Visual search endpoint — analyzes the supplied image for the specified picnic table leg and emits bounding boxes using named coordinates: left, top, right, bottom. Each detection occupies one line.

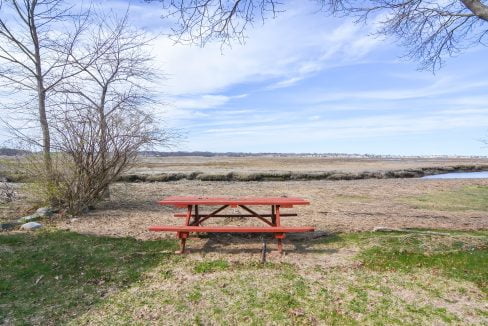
left=271, top=205, right=276, bottom=225
left=275, top=205, right=284, bottom=254
left=276, top=205, right=281, bottom=226
left=177, top=205, right=192, bottom=254
left=184, top=205, right=192, bottom=226
left=178, top=232, right=189, bottom=254
left=275, top=233, right=285, bottom=254
left=195, top=205, right=200, bottom=225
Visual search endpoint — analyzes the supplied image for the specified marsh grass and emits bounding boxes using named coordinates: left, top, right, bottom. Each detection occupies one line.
left=405, top=185, right=488, bottom=211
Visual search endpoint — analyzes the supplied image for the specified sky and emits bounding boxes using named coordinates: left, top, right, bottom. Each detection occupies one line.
left=5, top=1, right=488, bottom=155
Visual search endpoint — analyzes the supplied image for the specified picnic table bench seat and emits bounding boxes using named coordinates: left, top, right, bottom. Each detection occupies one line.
left=149, top=226, right=314, bottom=233
left=173, top=213, right=298, bottom=218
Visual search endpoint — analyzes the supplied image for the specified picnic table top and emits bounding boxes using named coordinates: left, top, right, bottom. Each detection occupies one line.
left=158, top=196, right=310, bottom=207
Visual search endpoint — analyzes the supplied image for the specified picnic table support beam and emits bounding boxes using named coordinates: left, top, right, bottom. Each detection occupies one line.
left=238, top=205, right=273, bottom=226
left=192, top=205, right=229, bottom=225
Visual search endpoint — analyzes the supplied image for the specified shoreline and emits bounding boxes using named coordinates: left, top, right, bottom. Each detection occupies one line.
left=116, top=164, right=488, bottom=182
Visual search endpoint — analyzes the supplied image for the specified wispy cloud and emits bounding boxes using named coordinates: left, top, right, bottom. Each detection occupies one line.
left=170, top=94, right=247, bottom=110
left=150, top=5, right=384, bottom=96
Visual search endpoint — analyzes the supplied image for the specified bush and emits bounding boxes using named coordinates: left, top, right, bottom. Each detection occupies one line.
left=196, top=173, right=232, bottom=181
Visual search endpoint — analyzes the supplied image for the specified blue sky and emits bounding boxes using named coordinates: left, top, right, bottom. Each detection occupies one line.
left=9, top=1, right=488, bottom=155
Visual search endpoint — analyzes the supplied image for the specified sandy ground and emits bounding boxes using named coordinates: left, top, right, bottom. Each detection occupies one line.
left=130, top=156, right=488, bottom=174
left=58, top=178, right=488, bottom=243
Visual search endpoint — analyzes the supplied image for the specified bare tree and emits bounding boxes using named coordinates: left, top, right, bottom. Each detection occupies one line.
left=0, top=0, right=89, bottom=188
left=57, top=10, right=158, bottom=195
left=150, top=0, right=488, bottom=70
left=47, top=10, right=172, bottom=213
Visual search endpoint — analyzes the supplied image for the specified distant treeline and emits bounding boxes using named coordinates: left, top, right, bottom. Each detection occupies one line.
left=0, top=148, right=31, bottom=156
left=138, top=151, right=488, bottom=159
left=1, top=148, right=487, bottom=159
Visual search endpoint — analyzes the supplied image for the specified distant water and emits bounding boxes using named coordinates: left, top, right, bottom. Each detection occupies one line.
left=422, top=171, right=488, bottom=179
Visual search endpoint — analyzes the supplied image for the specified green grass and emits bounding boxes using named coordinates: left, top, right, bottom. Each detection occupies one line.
left=405, top=185, right=488, bottom=211
left=0, top=229, right=178, bottom=325
left=2, top=229, right=488, bottom=325
left=359, top=233, right=488, bottom=293
left=318, top=230, right=488, bottom=293
left=194, top=259, right=230, bottom=273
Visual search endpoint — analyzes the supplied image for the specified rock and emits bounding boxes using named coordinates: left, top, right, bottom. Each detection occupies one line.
left=18, top=207, right=54, bottom=223
left=18, top=215, right=39, bottom=223
left=35, top=207, right=54, bottom=217
left=1, top=221, right=21, bottom=231
left=70, top=218, right=79, bottom=223
left=20, top=222, right=43, bottom=230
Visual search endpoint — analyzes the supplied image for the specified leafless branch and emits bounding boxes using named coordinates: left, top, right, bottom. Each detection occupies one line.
left=149, top=0, right=488, bottom=70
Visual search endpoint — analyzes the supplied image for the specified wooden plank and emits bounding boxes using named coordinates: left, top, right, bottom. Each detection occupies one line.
left=173, top=213, right=298, bottom=217
left=158, top=196, right=309, bottom=207
left=148, top=226, right=315, bottom=233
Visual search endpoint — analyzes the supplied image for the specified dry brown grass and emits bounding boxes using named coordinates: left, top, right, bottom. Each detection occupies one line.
left=57, top=178, right=488, bottom=244
left=130, top=156, right=488, bottom=174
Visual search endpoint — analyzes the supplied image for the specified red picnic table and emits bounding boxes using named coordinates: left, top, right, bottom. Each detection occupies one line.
left=149, top=196, right=315, bottom=254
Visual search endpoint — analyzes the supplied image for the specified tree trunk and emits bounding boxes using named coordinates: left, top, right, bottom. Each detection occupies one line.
left=29, top=2, right=54, bottom=192
left=461, top=0, right=488, bottom=21
left=99, top=87, right=110, bottom=199
left=38, top=90, right=52, bottom=177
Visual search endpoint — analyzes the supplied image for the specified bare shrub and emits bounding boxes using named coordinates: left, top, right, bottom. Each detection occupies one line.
left=49, top=112, right=166, bottom=214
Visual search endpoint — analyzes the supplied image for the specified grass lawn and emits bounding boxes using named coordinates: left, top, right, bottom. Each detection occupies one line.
left=0, top=230, right=179, bottom=325
left=1, top=229, right=487, bottom=325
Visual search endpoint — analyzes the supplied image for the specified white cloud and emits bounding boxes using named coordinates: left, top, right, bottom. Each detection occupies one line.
left=302, top=77, right=488, bottom=103
left=191, top=110, right=488, bottom=148
left=171, top=94, right=236, bottom=110
left=150, top=5, right=383, bottom=96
